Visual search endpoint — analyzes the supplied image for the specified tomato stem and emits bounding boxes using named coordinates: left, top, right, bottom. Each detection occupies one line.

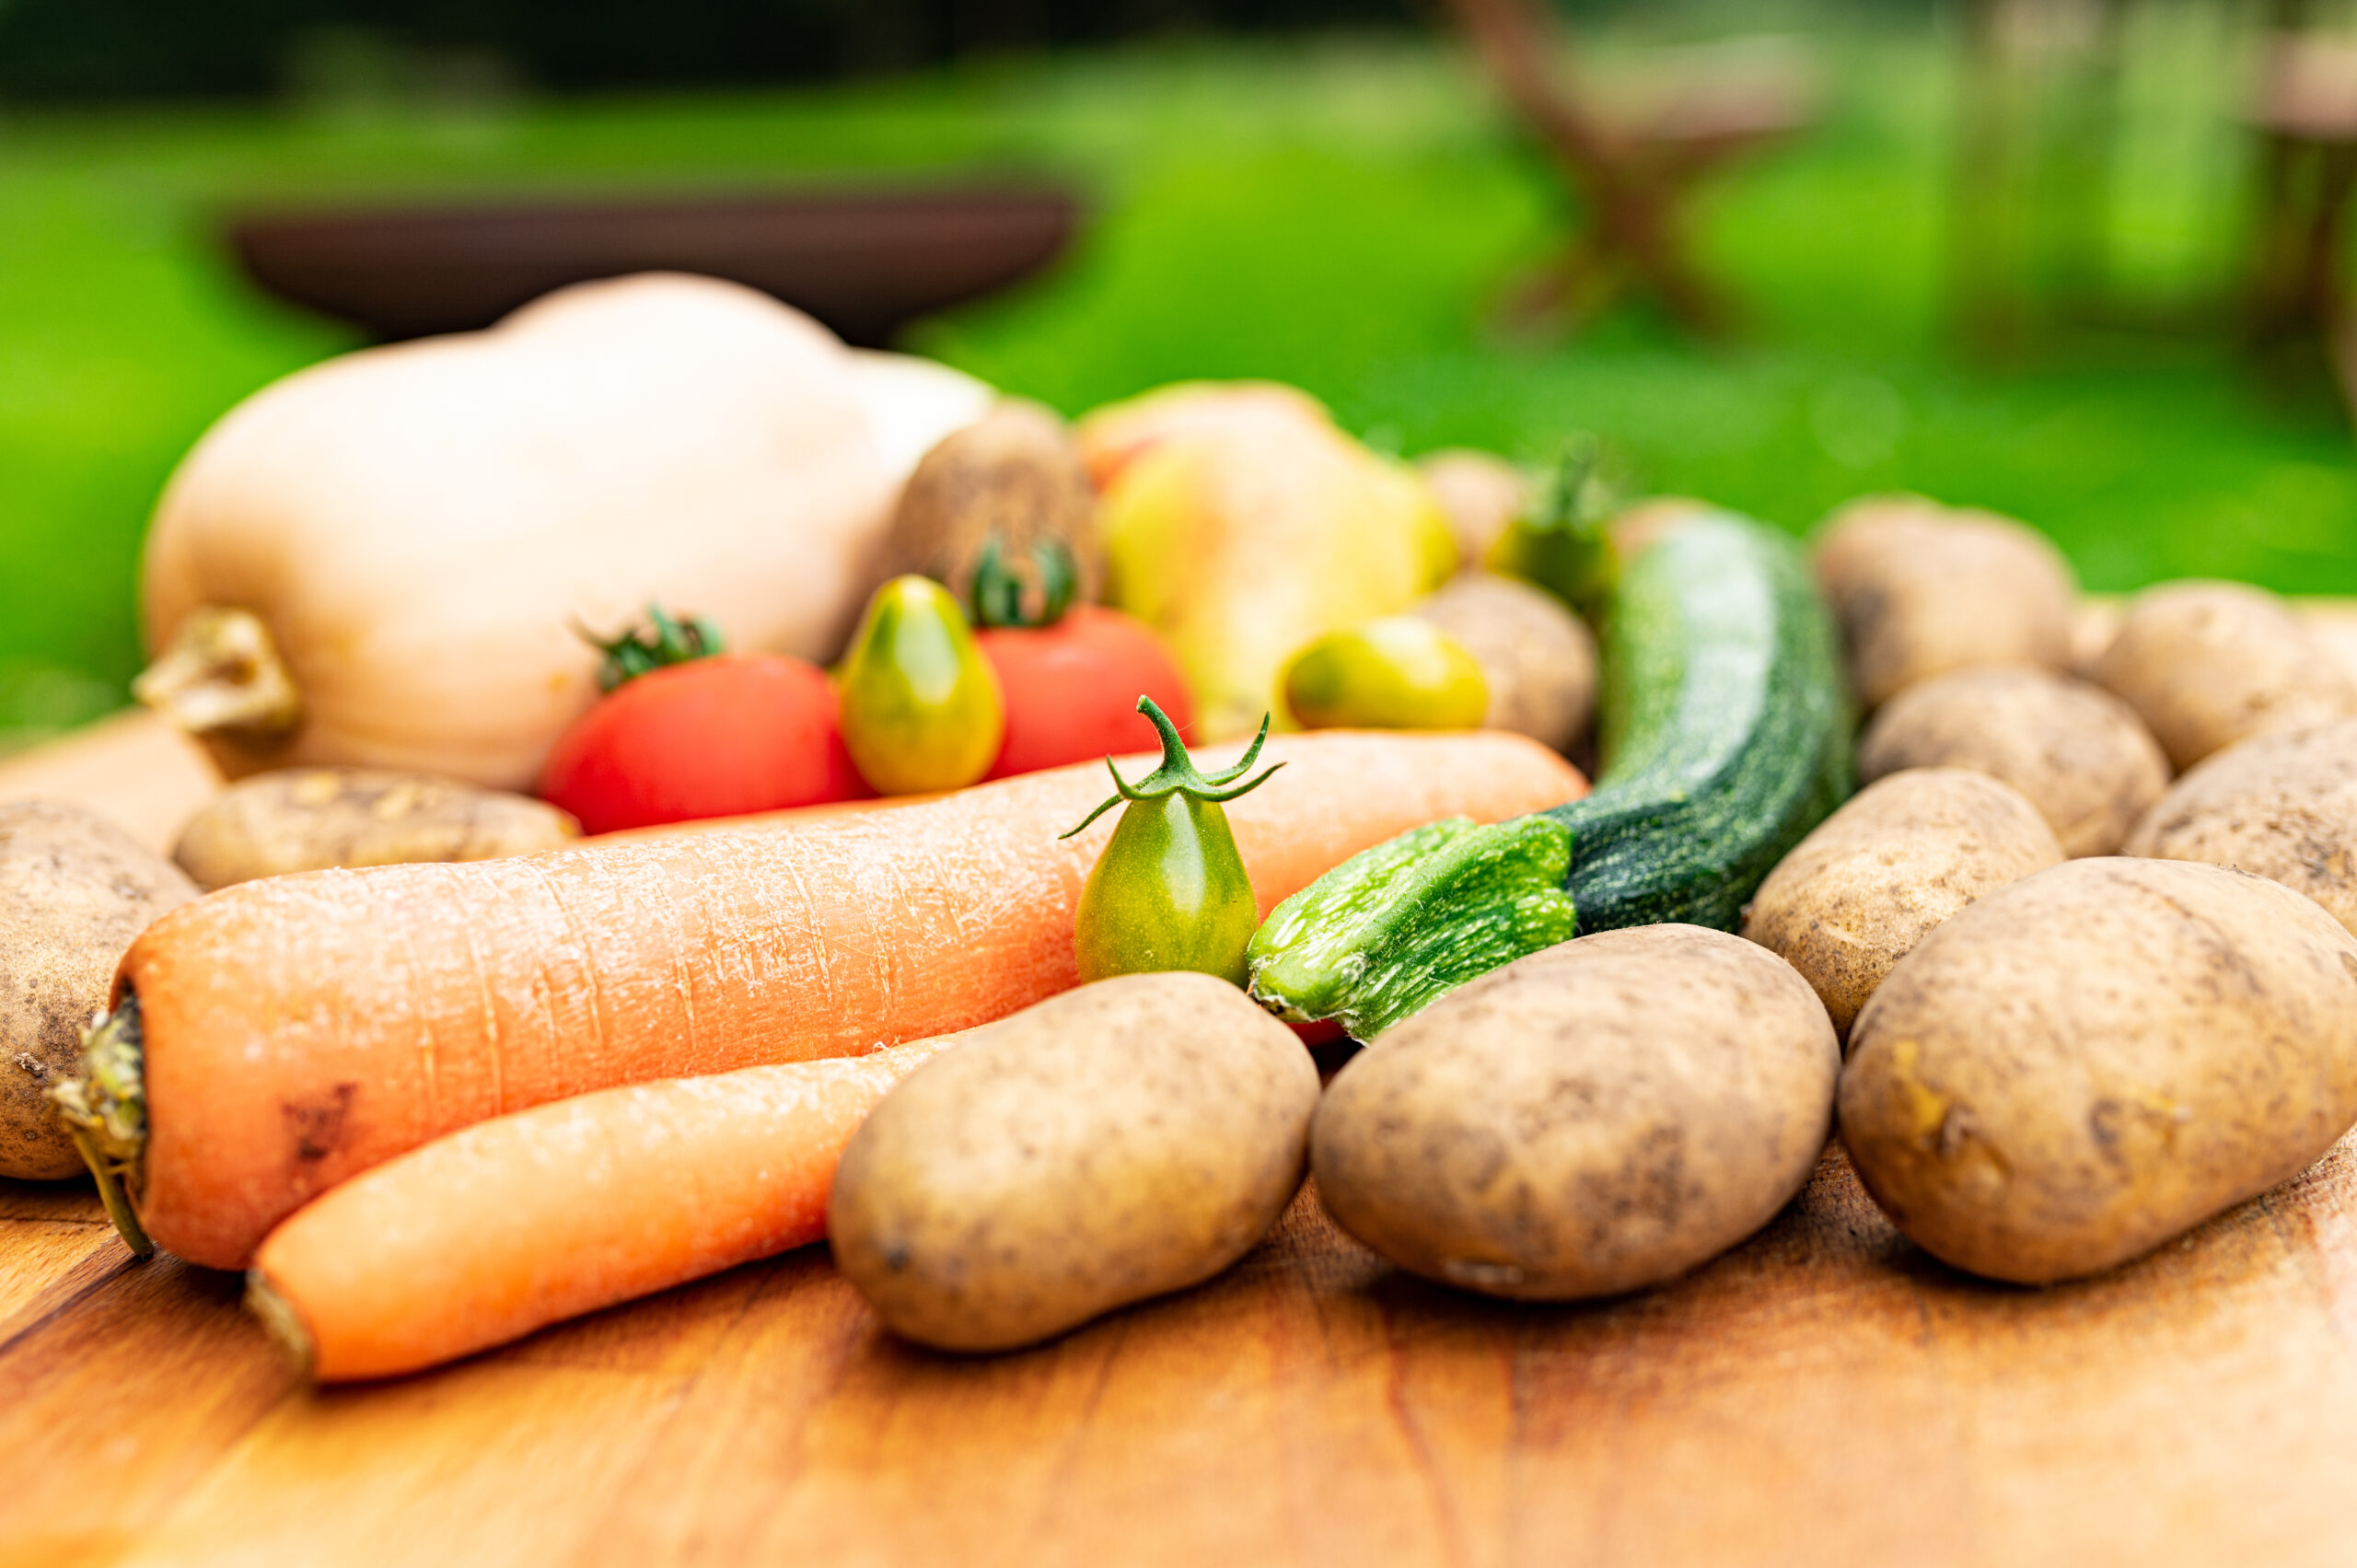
left=579, top=604, right=726, bottom=691
left=1060, top=697, right=1282, bottom=839
left=968, top=537, right=1078, bottom=631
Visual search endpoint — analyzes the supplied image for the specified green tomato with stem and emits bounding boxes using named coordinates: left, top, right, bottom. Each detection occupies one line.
left=839, top=575, right=1004, bottom=795
left=1062, top=698, right=1281, bottom=986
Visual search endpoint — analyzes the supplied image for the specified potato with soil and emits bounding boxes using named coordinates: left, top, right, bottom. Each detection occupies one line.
left=1857, top=667, right=2169, bottom=857
left=1411, top=571, right=1596, bottom=752
left=173, top=768, right=577, bottom=890
left=875, top=399, right=1102, bottom=605
left=1840, top=857, right=2357, bottom=1284
left=0, top=800, right=197, bottom=1179
left=2124, top=717, right=2357, bottom=937
left=830, top=971, right=1318, bottom=1352
left=1312, top=924, right=1838, bottom=1300
left=1741, top=768, right=2061, bottom=1041
left=2090, top=580, right=2357, bottom=772
left=1812, top=496, right=2077, bottom=710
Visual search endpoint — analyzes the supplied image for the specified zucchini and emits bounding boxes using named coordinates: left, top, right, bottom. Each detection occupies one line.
left=1246, top=507, right=1851, bottom=1039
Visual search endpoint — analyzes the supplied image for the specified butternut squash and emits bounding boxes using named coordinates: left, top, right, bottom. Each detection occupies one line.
left=138, top=273, right=984, bottom=792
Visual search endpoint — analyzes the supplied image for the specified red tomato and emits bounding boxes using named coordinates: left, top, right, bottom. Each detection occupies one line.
left=539, top=653, right=868, bottom=834
left=976, top=605, right=1196, bottom=779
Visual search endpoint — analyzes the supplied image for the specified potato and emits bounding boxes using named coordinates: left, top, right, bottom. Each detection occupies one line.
left=829, top=971, right=1318, bottom=1352
left=173, top=768, right=577, bottom=890
left=1741, top=768, right=2061, bottom=1040
left=1856, top=667, right=2169, bottom=856
left=1414, top=449, right=1529, bottom=567
left=0, top=800, right=197, bottom=1179
left=1840, top=858, right=2357, bottom=1283
left=1812, top=495, right=2077, bottom=710
left=2090, top=579, right=2357, bottom=772
left=1412, top=571, right=1596, bottom=752
left=2124, top=717, right=2357, bottom=937
left=1312, top=924, right=1838, bottom=1300
left=875, top=399, right=1102, bottom=606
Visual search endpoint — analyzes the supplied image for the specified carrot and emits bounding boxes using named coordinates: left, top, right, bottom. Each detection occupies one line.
left=73, top=728, right=1585, bottom=1269
left=249, top=1035, right=958, bottom=1381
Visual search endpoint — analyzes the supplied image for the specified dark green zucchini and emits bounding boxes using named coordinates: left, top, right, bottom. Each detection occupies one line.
left=1246, top=507, right=1851, bottom=1040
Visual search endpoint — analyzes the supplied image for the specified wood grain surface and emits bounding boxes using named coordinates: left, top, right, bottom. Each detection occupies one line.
left=4, top=603, right=2357, bottom=1566
left=8, top=1134, right=2357, bottom=1568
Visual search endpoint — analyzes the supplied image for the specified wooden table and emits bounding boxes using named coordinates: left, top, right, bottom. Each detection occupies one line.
left=7, top=601, right=2357, bottom=1567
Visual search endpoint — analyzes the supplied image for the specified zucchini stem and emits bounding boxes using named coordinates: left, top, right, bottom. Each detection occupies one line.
left=49, top=995, right=154, bottom=1260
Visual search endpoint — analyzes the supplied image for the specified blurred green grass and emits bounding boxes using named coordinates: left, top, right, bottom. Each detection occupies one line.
left=0, top=16, right=2350, bottom=739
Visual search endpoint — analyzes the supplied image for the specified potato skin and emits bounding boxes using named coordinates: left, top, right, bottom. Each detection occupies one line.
left=829, top=972, right=1318, bottom=1352
left=173, top=767, right=577, bottom=890
left=1312, top=925, right=1839, bottom=1300
left=1857, top=667, right=2169, bottom=857
left=1812, top=497, right=2077, bottom=710
left=2090, top=580, right=2357, bottom=772
left=2124, top=717, right=2357, bottom=937
left=0, top=800, right=197, bottom=1179
left=1840, top=858, right=2357, bottom=1284
left=877, top=400, right=1101, bottom=605
left=1741, top=768, right=2061, bottom=1041
left=1413, top=572, right=1596, bottom=752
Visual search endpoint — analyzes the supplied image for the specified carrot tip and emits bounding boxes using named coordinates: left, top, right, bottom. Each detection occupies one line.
left=245, top=1270, right=316, bottom=1378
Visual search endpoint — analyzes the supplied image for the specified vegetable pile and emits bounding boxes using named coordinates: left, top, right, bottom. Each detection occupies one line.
left=10, top=272, right=2357, bottom=1384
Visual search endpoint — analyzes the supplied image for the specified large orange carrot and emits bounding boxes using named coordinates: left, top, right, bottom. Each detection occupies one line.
left=79, top=728, right=1585, bottom=1269
left=249, top=1034, right=958, bottom=1381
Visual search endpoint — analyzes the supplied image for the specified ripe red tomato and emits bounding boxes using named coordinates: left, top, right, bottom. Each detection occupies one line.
left=976, top=605, right=1196, bottom=779
left=539, top=653, right=868, bottom=834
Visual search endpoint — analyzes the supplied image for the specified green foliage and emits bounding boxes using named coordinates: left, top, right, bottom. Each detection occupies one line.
left=0, top=22, right=2348, bottom=737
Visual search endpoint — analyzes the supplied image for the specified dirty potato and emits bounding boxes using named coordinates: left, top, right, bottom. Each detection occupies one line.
left=2089, top=580, right=2357, bottom=772
left=1413, top=571, right=1596, bottom=752
left=876, top=399, right=1101, bottom=604
left=1840, top=857, right=2357, bottom=1284
left=172, top=768, right=577, bottom=890
left=2124, top=717, right=2357, bottom=937
left=0, top=800, right=197, bottom=1179
left=1415, top=449, right=1530, bottom=568
left=1312, top=924, right=1839, bottom=1300
left=1857, top=667, right=2170, bottom=856
left=1742, top=768, right=2061, bottom=1040
left=1812, top=496, right=2078, bottom=710
left=829, top=972, right=1318, bottom=1352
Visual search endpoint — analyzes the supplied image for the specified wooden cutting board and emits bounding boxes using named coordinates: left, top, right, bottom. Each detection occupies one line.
left=5, top=599, right=2357, bottom=1567
left=8, top=1135, right=2357, bottom=1568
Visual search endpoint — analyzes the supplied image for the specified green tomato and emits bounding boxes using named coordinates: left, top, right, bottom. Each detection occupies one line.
left=839, top=575, right=1004, bottom=794
left=1283, top=617, right=1488, bottom=731
left=1064, top=698, right=1281, bottom=986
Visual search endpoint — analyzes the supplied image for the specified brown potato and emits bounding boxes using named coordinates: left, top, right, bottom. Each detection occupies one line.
left=829, top=972, right=1318, bottom=1352
left=1312, top=924, right=1838, bottom=1300
left=172, top=768, right=577, bottom=890
left=1857, top=667, right=2169, bottom=856
left=1741, top=768, right=2061, bottom=1040
left=1413, top=571, right=1596, bottom=752
left=1812, top=495, right=2077, bottom=710
left=2124, top=717, right=2357, bottom=937
left=1414, top=449, right=1529, bottom=568
left=875, top=399, right=1101, bottom=606
left=2090, top=580, right=2357, bottom=772
left=0, top=800, right=197, bottom=1179
left=1840, top=858, right=2357, bottom=1284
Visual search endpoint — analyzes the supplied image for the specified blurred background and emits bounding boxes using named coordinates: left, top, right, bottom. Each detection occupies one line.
left=1, top=0, right=2352, bottom=745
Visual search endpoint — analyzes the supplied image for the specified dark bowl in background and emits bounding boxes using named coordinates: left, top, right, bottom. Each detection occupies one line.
left=226, top=185, right=1081, bottom=346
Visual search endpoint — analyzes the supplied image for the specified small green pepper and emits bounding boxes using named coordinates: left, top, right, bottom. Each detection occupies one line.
left=1062, top=697, right=1281, bottom=986
left=838, top=575, right=1004, bottom=795
left=1283, top=616, right=1489, bottom=731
